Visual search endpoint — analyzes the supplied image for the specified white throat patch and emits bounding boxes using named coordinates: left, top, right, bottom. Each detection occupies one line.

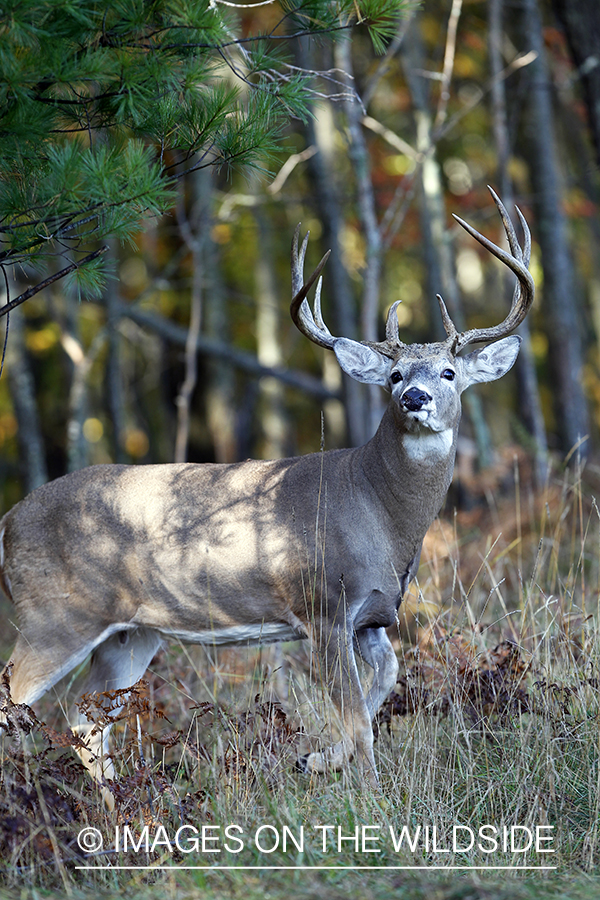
left=403, top=427, right=454, bottom=462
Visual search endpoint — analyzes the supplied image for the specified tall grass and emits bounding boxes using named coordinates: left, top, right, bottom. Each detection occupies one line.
left=1, top=453, right=600, bottom=897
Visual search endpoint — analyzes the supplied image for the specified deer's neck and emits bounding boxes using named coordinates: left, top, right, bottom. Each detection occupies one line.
left=356, top=403, right=458, bottom=525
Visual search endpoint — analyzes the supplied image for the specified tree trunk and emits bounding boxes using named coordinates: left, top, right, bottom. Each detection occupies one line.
left=334, top=38, right=385, bottom=437
left=255, top=209, right=290, bottom=459
left=5, top=306, right=48, bottom=491
left=488, top=0, right=548, bottom=484
left=204, top=238, right=238, bottom=464
left=105, top=240, right=127, bottom=463
left=401, top=13, right=493, bottom=468
left=515, top=0, right=590, bottom=456
left=60, top=287, right=94, bottom=473
left=552, top=0, right=600, bottom=168
left=296, top=37, right=368, bottom=448
left=174, top=168, right=206, bottom=464
left=401, top=13, right=462, bottom=335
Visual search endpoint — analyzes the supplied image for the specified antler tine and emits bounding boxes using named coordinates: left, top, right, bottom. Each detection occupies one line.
left=487, top=186, right=523, bottom=263
left=436, top=293, right=458, bottom=340
left=313, top=276, right=332, bottom=337
left=450, top=188, right=535, bottom=353
left=290, top=225, right=334, bottom=350
left=360, top=300, right=406, bottom=357
left=502, top=207, right=532, bottom=322
left=385, top=301, right=401, bottom=344
left=515, top=205, right=532, bottom=267
left=488, top=189, right=530, bottom=323
left=291, top=223, right=309, bottom=297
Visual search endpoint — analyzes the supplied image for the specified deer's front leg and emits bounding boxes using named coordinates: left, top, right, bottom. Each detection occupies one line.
left=300, top=623, right=378, bottom=788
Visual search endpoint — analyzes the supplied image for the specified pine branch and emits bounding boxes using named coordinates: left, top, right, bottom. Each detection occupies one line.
left=0, top=247, right=109, bottom=318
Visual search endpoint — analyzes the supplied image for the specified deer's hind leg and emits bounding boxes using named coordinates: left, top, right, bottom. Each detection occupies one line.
left=71, top=626, right=162, bottom=808
left=301, top=623, right=379, bottom=788
left=355, top=626, right=399, bottom=719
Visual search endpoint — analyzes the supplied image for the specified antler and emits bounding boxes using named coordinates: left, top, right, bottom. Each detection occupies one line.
left=290, top=225, right=334, bottom=350
left=291, top=189, right=533, bottom=361
left=440, top=186, right=535, bottom=353
left=291, top=226, right=405, bottom=358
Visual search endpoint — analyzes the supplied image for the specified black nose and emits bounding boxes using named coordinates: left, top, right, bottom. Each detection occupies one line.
left=401, top=387, right=432, bottom=411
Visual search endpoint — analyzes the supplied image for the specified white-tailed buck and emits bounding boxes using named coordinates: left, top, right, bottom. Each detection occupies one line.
left=0, top=189, right=533, bottom=806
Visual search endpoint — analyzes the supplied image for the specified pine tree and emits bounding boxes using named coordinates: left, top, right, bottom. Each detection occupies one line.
left=0, top=0, right=410, bottom=310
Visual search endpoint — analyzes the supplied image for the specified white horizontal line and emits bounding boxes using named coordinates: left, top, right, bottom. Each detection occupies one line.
left=75, top=865, right=558, bottom=871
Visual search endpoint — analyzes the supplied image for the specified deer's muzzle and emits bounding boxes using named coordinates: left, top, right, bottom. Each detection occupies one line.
left=401, top=387, right=432, bottom=412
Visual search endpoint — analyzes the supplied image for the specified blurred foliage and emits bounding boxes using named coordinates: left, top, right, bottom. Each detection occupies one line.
left=0, top=0, right=599, bottom=505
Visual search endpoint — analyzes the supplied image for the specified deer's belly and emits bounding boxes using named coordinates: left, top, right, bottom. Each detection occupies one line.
left=157, top=622, right=301, bottom=645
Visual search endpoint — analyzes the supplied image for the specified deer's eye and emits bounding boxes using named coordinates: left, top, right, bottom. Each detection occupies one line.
left=441, top=368, right=456, bottom=381
left=390, top=371, right=403, bottom=384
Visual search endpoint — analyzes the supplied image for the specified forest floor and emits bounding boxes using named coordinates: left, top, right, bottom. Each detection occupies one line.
left=2, top=451, right=600, bottom=899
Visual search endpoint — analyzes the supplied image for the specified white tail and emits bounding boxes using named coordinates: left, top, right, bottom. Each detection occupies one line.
left=0, top=189, right=534, bottom=807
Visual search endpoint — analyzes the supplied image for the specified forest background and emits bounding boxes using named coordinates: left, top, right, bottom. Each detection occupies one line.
left=3, top=1, right=600, bottom=896
left=1, top=0, right=599, bottom=506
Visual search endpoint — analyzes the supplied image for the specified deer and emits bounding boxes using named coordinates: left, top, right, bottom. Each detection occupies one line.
left=0, top=188, right=533, bottom=808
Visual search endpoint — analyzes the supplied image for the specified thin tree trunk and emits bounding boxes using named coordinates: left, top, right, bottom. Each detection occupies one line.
left=204, top=238, right=238, bottom=464
left=401, top=13, right=493, bottom=468
left=255, top=209, right=289, bottom=459
left=296, top=37, right=368, bottom=448
left=174, top=169, right=206, bottom=463
left=5, top=304, right=48, bottom=491
left=306, top=102, right=368, bottom=447
left=552, top=0, right=600, bottom=168
left=516, top=0, right=589, bottom=455
left=60, top=287, right=100, bottom=473
left=401, top=17, right=462, bottom=332
left=489, top=0, right=548, bottom=484
left=105, top=240, right=127, bottom=463
left=334, top=38, right=385, bottom=438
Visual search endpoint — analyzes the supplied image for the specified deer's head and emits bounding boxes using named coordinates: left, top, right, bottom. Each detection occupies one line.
left=291, top=188, right=534, bottom=437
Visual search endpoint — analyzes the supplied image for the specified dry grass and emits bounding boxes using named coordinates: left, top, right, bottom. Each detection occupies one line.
left=2, top=451, right=600, bottom=898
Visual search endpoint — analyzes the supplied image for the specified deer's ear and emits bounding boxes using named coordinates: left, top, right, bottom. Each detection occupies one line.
left=460, top=335, right=521, bottom=386
left=333, top=338, right=390, bottom=386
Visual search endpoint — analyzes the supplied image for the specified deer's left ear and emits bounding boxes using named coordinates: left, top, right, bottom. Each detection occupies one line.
left=460, top=335, right=521, bottom=387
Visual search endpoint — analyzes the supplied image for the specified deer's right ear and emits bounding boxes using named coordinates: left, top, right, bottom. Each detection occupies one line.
left=333, top=338, right=390, bottom=386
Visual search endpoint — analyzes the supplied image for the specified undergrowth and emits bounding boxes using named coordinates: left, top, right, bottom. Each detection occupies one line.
left=1, top=454, right=600, bottom=898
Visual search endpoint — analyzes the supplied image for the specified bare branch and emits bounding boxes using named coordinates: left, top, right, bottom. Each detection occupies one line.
left=267, top=145, right=317, bottom=195
left=434, top=0, right=463, bottom=133
left=361, top=115, right=419, bottom=159
left=117, top=302, right=339, bottom=401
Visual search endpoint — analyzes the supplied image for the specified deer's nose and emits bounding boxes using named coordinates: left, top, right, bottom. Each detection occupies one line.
left=401, top=387, right=432, bottom=412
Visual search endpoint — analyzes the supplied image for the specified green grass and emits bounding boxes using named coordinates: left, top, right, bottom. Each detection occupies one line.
left=2, top=456, right=600, bottom=898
